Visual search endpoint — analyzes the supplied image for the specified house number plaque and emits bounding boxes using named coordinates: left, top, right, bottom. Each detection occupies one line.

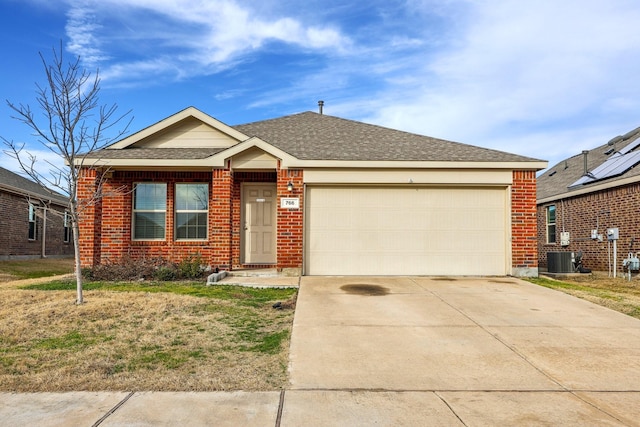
left=281, top=198, right=300, bottom=209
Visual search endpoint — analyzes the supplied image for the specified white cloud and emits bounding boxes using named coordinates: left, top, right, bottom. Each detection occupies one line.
left=358, top=0, right=640, bottom=166
left=65, top=3, right=110, bottom=65
left=64, top=0, right=351, bottom=84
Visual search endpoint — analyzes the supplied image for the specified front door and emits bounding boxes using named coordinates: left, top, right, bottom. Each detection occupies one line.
left=242, top=183, right=277, bottom=264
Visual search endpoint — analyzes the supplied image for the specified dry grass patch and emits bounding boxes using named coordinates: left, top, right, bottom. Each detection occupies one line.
left=0, top=281, right=296, bottom=392
left=527, top=272, right=640, bottom=319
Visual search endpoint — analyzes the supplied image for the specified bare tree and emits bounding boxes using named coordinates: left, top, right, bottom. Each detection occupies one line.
left=2, top=43, right=131, bottom=304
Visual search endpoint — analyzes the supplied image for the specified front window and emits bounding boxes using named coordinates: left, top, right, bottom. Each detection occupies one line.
left=175, top=183, right=208, bottom=240
left=546, top=205, right=556, bottom=244
left=133, top=183, right=167, bottom=240
left=28, top=204, right=37, bottom=240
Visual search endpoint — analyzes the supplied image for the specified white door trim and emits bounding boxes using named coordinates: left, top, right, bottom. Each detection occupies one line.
left=241, top=183, right=277, bottom=264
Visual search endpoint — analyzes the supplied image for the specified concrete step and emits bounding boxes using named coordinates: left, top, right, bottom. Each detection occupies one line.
left=229, top=268, right=279, bottom=277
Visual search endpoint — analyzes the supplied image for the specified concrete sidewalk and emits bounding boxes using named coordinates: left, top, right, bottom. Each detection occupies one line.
left=1, top=276, right=639, bottom=426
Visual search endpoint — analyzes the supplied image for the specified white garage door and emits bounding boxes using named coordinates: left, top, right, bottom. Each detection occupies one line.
left=305, top=186, right=509, bottom=276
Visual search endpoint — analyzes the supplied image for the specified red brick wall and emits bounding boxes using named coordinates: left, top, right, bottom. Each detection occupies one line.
left=538, top=182, right=640, bottom=273
left=210, top=169, right=233, bottom=268
left=512, top=170, right=539, bottom=273
left=277, top=169, right=304, bottom=269
left=93, top=170, right=228, bottom=267
left=0, top=189, right=73, bottom=259
left=78, top=168, right=102, bottom=266
left=77, top=167, right=305, bottom=272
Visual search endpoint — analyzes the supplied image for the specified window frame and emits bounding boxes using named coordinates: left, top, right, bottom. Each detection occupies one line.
left=174, top=183, right=209, bottom=241
left=28, top=203, right=37, bottom=241
left=63, top=211, right=71, bottom=243
left=546, top=205, right=556, bottom=244
left=132, top=183, right=167, bottom=241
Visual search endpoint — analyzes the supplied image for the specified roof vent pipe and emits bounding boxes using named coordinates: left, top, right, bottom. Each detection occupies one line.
left=582, top=150, right=589, bottom=175
left=318, top=100, right=324, bottom=115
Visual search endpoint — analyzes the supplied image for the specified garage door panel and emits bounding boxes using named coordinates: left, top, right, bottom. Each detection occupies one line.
left=305, top=186, right=508, bottom=276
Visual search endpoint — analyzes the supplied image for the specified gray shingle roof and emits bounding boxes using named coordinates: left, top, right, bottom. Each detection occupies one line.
left=537, top=127, right=640, bottom=201
left=0, top=166, right=68, bottom=205
left=235, top=112, right=541, bottom=162
left=85, top=109, right=543, bottom=164
left=86, top=148, right=225, bottom=160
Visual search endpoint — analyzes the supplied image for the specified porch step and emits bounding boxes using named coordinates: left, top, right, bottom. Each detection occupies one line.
left=212, top=268, right=299, bottom=288
left=229, top=268, right=279, bottom=278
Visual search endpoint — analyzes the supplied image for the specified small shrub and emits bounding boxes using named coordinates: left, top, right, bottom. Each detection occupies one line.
left=154, top=265, right=177, bottom=281
left=177, top=253, right=207, bottom=280
left=80, top=267, right=94, bottom=280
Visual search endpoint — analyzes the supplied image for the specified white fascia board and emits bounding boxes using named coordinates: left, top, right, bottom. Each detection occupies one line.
left=304, top=169, right=514, bottom=185
left=107, top=107, right=249, bottom=150
left=284, top=160, right=548, bottom=170
left=537, top=173, right=640, bottom=204
left=74, top=158, right=222, bottom=168
left=77, top=157, right=547, bottom=171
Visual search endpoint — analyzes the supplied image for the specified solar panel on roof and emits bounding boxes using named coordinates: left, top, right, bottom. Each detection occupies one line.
left=618, top=137, right=640, bottom=155
left=569, top=137, right=640, bottom=187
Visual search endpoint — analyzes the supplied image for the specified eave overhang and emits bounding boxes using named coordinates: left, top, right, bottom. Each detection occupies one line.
left=537, top=173, right=640, bottom=205
left=76, top=150, right=548, bottom=171
left=0, top=183, right=68, bottom=206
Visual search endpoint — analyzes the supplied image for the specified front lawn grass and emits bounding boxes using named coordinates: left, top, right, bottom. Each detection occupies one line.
left=0, top=258, right=74, bottom=281
left=0, top=279, right=297, bottom=391
left=526, top=275, right=640, bottom=320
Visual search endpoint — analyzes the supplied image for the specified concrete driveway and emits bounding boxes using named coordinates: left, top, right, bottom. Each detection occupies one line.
left=284, top=276, right=640, bottom=426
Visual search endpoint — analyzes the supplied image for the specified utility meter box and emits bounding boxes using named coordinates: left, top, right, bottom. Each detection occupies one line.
left=624, top=256, right=640, bottom=271
left=560, top=232, right=570, bottom=246
left=607, top=228, right=619, bottom=241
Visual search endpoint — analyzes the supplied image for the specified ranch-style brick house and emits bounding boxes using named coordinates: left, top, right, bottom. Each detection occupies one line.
left=537, top=126, right=640, bottom=273
left=76, top=107, right=546, bottom=277
left=0, top=166, right=73, bottom=260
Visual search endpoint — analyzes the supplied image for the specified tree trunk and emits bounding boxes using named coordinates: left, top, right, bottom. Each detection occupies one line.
left=72, top=218, right=83, bottom=304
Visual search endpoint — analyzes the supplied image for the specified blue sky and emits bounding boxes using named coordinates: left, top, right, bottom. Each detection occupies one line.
left=2, top=0, right=640, bottom=177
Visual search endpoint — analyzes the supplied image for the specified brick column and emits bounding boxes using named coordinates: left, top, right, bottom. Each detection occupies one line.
left=276, top=169, right=304, bottom=272
left=77, top=168, right=102, bottom=267
left=511, top=170, right=538, bottom=277
left=99, top=173, right=131, bottom=263
left=211, top=168, right=233, bottom=269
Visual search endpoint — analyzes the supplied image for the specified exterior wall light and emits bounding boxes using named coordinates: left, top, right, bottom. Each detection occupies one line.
left=287, top=181, right=294, bottom=192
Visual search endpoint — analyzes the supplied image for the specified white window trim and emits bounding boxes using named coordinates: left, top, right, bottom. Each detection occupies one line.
left=546, top=205, right=556, bottom=245
left=132, top=182, right=167, bottom=241
left=28, top=203, right=37, bottom=241
left=63, top=211, right=71, bottom=243
left=174, top=183, right=209, bottom=241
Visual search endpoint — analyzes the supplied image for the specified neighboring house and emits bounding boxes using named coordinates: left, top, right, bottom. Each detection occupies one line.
left=0, top=166, right=73, bottom=260
left=537, top=126, right=640, bottom=273
left=76, top=107, right=546, bottom=277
